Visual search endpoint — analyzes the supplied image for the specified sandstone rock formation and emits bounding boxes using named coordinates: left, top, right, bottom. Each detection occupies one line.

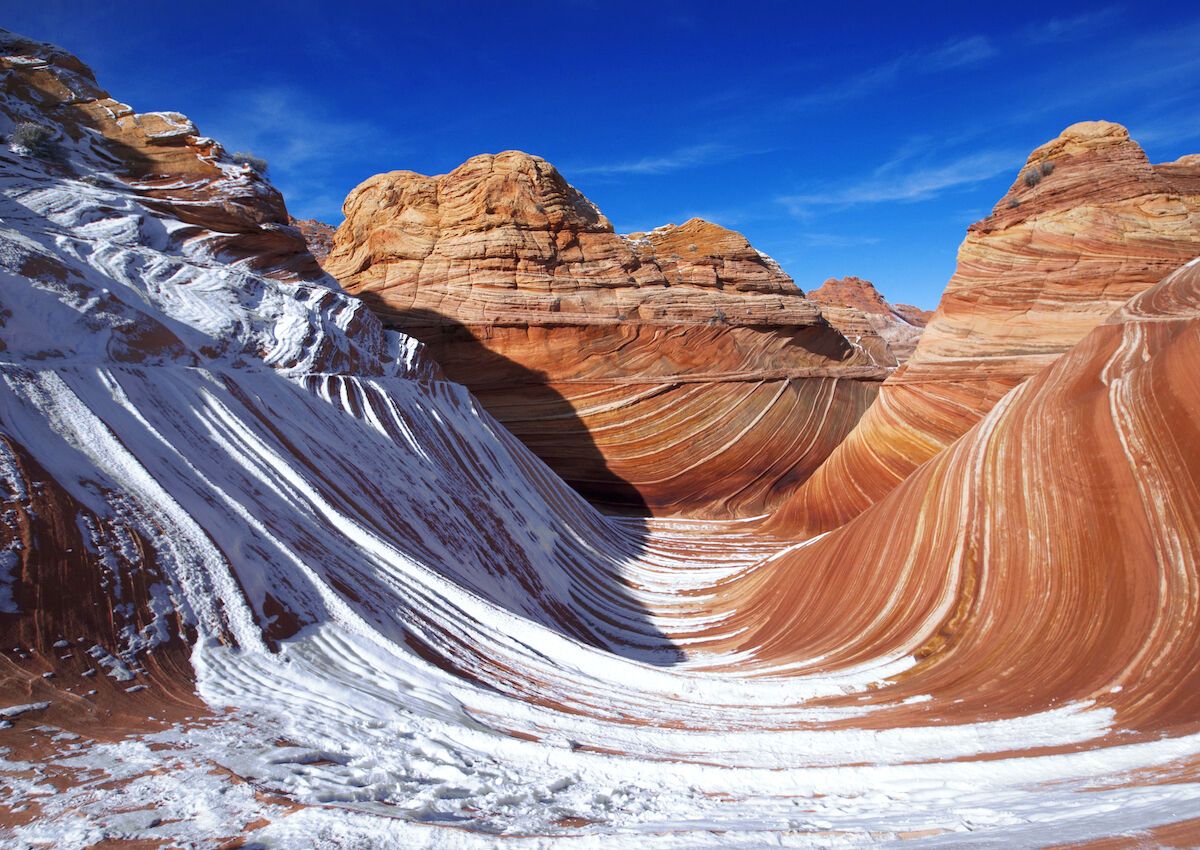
left=7, top=31, right=1200, bottom=847
left=806, top=275, right=930, bottom=365
left=0, top=29, right=427, bottom=738
left=732, top=257, right=1200, bottom=741
left=290, top=216, right=336, bottom=261
left=323, top=152, right=888, bottom=516
left=772, top=121, right=1200, bottom=535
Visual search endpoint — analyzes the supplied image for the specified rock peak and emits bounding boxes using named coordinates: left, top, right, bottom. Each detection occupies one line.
left=807, top=276, right=927, bottom=366
left=984, top=119, right=1184, bottom=226
left=1058, top=119, right=1130, bottom=143
left=779, top=120, right=1200, bottom=537
left=1025, top=119, right=1138, bottom=166
left=809, top=276, right=888, bottom=312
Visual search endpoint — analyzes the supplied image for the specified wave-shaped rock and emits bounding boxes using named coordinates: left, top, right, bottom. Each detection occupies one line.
left=5, top=31, right=1200, bottom=849
left=773, top=121, right=1200, bottom=534
left=323, top=152, right=888, bottom=517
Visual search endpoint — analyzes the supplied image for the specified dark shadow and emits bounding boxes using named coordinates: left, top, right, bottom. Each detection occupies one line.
left=351, top=304, right=681, bottom=665
left=366, top=305, right=653, bottom=518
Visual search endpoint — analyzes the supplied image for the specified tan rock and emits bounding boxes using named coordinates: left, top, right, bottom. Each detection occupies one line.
left=807, top=276, right=929, bottom=365
left=324, top=152, right=889, bottom=516
left=770, top=121, right=1200, bottom=535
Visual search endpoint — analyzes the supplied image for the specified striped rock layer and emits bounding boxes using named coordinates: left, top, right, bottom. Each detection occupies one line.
left=322, top=154, right=888, bottom=517
left=6, top=32, right=1200, bottom=848
left=772, top=121, right=1200, bottom=535
left=806, top=275, right=931, bottom=366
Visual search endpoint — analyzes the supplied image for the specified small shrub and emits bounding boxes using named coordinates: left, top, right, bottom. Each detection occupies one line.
left=231, top=151, right=269, bottom=174
left=1040, top=161, right=1055, bottom=176
left=1023, top=168, right=1042, bottom=188
left=10, top=122, right=59, bottom=158
left=1008, top=198, right=1021, bottom=208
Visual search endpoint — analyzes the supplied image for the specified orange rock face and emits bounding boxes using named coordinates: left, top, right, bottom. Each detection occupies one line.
left=736, top=258, right=1200, bottom=731
left=718, top=258, right=1200, bottom=740
left=807, top=275, right=930, bottom=365
left=772, top=121, right=1200, bottom=535
left=324, top=152, right=889, bottom=516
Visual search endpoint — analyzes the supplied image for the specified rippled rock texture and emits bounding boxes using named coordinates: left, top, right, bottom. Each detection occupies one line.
left=323, top=153, right=888, bottom=517
left=6, top=29, right=1200, bottom=849
left=773, top=120, right=1200, bottom=535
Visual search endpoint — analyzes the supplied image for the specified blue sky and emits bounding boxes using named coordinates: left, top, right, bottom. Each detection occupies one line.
left=7, top=1, right=1200, bottom=308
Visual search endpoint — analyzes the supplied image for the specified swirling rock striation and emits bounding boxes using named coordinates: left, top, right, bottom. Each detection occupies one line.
left=5, top=32, right=1200, bottom=848
left=773, top=121, right=1200, bottom=535
left=323, top=153, right=888, bottom=517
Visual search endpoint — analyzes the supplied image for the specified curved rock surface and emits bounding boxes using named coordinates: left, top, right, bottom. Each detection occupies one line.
left=323, top=153, right=887, bottom=517
left=807, top=275, right=930, bottom=365
left=773, top=121, right=1200, bottom=535
left=6, top=32, right=1200, bottom=849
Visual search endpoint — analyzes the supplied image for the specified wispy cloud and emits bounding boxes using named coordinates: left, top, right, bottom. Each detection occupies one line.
left=799, top=233, right=883, bottom=248
left=925, top=35, right=999, bottom=69
left=202, top=86, right=395, bottom=221
left=1130, top=115, right=1200, bottom=147
left=789, top=35, right=997, bottom=108
left=779, top=148, right=1020, bottom=214
left=1024, top=7, right=1122, bottom=44
left=567, top=143, right=735, bottom=177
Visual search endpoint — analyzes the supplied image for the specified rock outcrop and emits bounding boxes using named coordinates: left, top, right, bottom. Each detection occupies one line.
left=7, top=32, right=1200, bottom=847
left=734, top=257, right=1200, bottom=744
left=323, top=152, right=888, bottom=517
left=772, top=121, right=1200, bottom=535
left=0, top=30, right=429, bottom=736
left=289, top=216, right=336, bottom=261
left=807, top=275, right=930, bottom=365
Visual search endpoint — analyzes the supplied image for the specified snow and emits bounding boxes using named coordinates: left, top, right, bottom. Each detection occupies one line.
left=2, top=35, right=1200, bottom=850
left=0, top=549, right=19, bottom=613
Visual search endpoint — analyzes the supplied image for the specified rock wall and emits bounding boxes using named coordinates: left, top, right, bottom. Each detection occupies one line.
left=324, top=152, right=888, bottom=516
left=772, top=121, right=1200, bottom=535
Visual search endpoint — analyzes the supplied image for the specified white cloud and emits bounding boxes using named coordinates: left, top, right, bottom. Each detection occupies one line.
left=200, top=86, right=394, bottom=221
left=789, top=35, right=996, bottom=108
left=1025, top=7, right=1122, bottom=44
left=799, top=233, right=883, bottom=248
left=779, top=148, right=1020, bottom=213
left=926, top=35, right=998, bottom=69
left=567, top=143, right=732, bottom=177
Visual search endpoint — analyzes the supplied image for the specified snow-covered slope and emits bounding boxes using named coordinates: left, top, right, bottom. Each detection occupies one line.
left=4, top=30, right=1200, bottom=849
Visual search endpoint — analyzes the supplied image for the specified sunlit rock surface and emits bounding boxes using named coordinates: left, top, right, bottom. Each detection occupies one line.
left=807, top=275, right=930, bottom=365
left=4, top=32, right=1200, bottom=850
left=772, top=120, right=1200, bottom=535
left=323, top=153, right=889, bottom=518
